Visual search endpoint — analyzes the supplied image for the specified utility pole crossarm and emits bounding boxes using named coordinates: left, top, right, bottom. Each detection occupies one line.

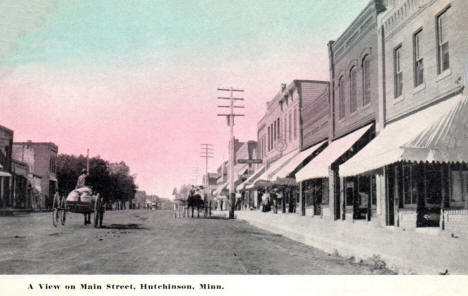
left=217, top=88, right=244, bottom=92
left=217, top=97, right=244, bottom=100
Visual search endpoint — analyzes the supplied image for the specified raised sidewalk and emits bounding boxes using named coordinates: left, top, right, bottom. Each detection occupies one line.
left=230, top=210, right=468, bottom=274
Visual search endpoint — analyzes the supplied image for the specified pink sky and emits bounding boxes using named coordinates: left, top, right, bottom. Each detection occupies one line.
left=0, top=0, right=369, bottom=197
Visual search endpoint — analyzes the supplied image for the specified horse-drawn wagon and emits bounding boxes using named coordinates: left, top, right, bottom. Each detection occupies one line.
left=52, top=186, right=105, bottom=228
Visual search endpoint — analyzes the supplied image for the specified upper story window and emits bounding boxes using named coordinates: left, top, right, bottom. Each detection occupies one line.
left=413, top=29, right=424, bottom=87
left=338, top=76, right=345, bottom=119
left=288, top=112, right=292, bottom=142
left=267, top=126, right=271, bottom=152
left=277, top=118, right=280, bottom=140
left=349, top=67, right=357, bottom=113
left=394, top=45, right=403, bottom=98
left=437, top=8, right=450, bottom=74
left=294, top=109, right=298, bottom=139
left=362, top=55, right=371, bottom=106
left=284, top=115, right=287, bottom=144
left=273, top=121, right=277, bottom=142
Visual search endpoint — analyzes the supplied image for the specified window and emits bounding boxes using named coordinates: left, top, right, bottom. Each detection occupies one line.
left=403, top=165, right=417, bottom=205
left=273, top=122, right=277, bottom=142
left=267, top=126, right=271, bottom=151
left=338, top=76, right=345, bottom=119
left=288, top=112, right=292, bottom=141
left=349, top=67, right=357, bottom=113
left=413, top=29, right=424, bottom=87
left=362, top=55, right=371, bottom=106
left=437, top=8, right=450, bottom=73
left=294, top=109, right=298, bottom=139
left=277, top=118, right=280, bottom=140
left=394, top=46, right=403, bottom=98
left=451, top=170, right=468, bottom=202
left=284, top=115, right=287, bottom=143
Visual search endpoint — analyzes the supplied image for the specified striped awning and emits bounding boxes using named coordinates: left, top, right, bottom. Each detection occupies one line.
left=253, top=150, right=299, bottom=187
left=296, top=124, right=372, bottom=182
left=271, top=140, right=327, bottom=181
left=340, top=95, right=467, bottom=177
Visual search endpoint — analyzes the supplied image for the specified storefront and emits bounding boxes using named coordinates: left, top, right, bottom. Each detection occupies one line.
left=271, top=140, right=328, bottom=215
left=252, top=151, right=298, bottom=213
left=296, top=124, right=374, bottom=219
left=340, top=95, right=468, bottom=230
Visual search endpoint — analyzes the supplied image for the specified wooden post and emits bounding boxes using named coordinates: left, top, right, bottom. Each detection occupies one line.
left=461, top=166, right=467, bottom=209
left=440, top=165, right=446, bottom=229
left=384, top=166, right=390, bottom=225
left=300, top=181, right=305, bottom=216
left=340, top=177, right=345, bottom=220
left=368, top=176, right=372, bottom=221
left=282, top=188, right=286, bottom=213
left=394, top=164, right=400, bottom=227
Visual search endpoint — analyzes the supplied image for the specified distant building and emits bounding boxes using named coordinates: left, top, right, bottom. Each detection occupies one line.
left=13, top=141, right=58, bottom=209
left=0, top=124, right=13, bottom=208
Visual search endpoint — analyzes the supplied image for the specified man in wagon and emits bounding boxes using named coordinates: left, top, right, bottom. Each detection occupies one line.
left=74, top=169, right=91, bottom=202
left=76, top=169, right=88, bottom=189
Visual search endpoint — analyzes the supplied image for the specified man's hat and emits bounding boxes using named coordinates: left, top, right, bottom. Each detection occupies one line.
left=81, top=169, right=87, bottom=174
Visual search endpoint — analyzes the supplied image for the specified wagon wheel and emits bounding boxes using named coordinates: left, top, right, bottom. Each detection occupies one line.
left=52, top=194, right=60, bottom=227
left=52, top=208, right=60, bottom=227
left=94, top=195, right=101, bottom=228
left=61, top=209, right=66, bottom=225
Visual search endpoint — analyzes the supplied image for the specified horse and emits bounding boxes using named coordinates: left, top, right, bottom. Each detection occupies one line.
left=187, top=188, right=205, bottom=218
left=173, top=198, right=188, bottom=218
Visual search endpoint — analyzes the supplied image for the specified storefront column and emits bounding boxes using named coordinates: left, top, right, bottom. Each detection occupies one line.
left=282, top=188, right=286, bottom=213
left=394, top=164, right=400, bottom=227
left=300, top=182, right=305, bottom=216
left=367, top=176, right=372, bottom=221
left=340, top=176, right=345, bottom=220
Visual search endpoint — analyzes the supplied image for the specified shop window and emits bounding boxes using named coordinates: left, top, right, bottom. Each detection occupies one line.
left=437, top=8, right=450, bottom=74
left=345, top=178, right=355, bottom=206
left=322, top=178, right=329, bottom=205
left=451, top=170, right=468, bottom=203
left=403, top=165, right=417, bottom=205
left=425, top=167, right=442, bottom=206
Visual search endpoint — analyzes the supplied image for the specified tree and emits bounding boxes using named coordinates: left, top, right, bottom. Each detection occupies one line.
left=56, top=154, right=137, bottom=203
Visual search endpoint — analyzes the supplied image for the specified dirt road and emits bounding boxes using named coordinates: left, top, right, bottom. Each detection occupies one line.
left=0, top=210, right=393, bottom=274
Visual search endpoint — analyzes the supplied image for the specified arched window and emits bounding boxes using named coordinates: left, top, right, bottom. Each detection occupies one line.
left=338, top=76, right=345, bottom=119
left=362, top=55, right=371, bottom=106
left=349, top=66, right=357, bottom=113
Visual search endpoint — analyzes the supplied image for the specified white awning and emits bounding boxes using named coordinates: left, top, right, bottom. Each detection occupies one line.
left=340, top=95, right=467, bottom=177
left=213, top=182, right=228, bottom=196
left=272, top=140, right=327, bottom=180
left=296, top=124, right=372, bottom=182
left=0, top=171, right=12, bottom=177
left=242, top=165, right=266, bottom=190
left=253, top=150, right=299, bottom=186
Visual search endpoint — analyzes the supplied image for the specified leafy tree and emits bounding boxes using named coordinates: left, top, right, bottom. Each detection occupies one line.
left=56, top=154, right=137, bottom=203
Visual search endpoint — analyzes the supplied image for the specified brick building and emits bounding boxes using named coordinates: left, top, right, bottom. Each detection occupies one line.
left=13, top=141, right=58, bottom=209
left=0, top=124, right=13, bottom=208
left=296, top=0, right=384, bottom=221
left=340, top=0, right=468, bottom=234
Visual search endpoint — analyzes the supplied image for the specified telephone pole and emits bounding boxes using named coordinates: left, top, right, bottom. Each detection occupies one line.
left=217, top=87, right=245, bottom=219
left=200, top=144, right=214, bottom=187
